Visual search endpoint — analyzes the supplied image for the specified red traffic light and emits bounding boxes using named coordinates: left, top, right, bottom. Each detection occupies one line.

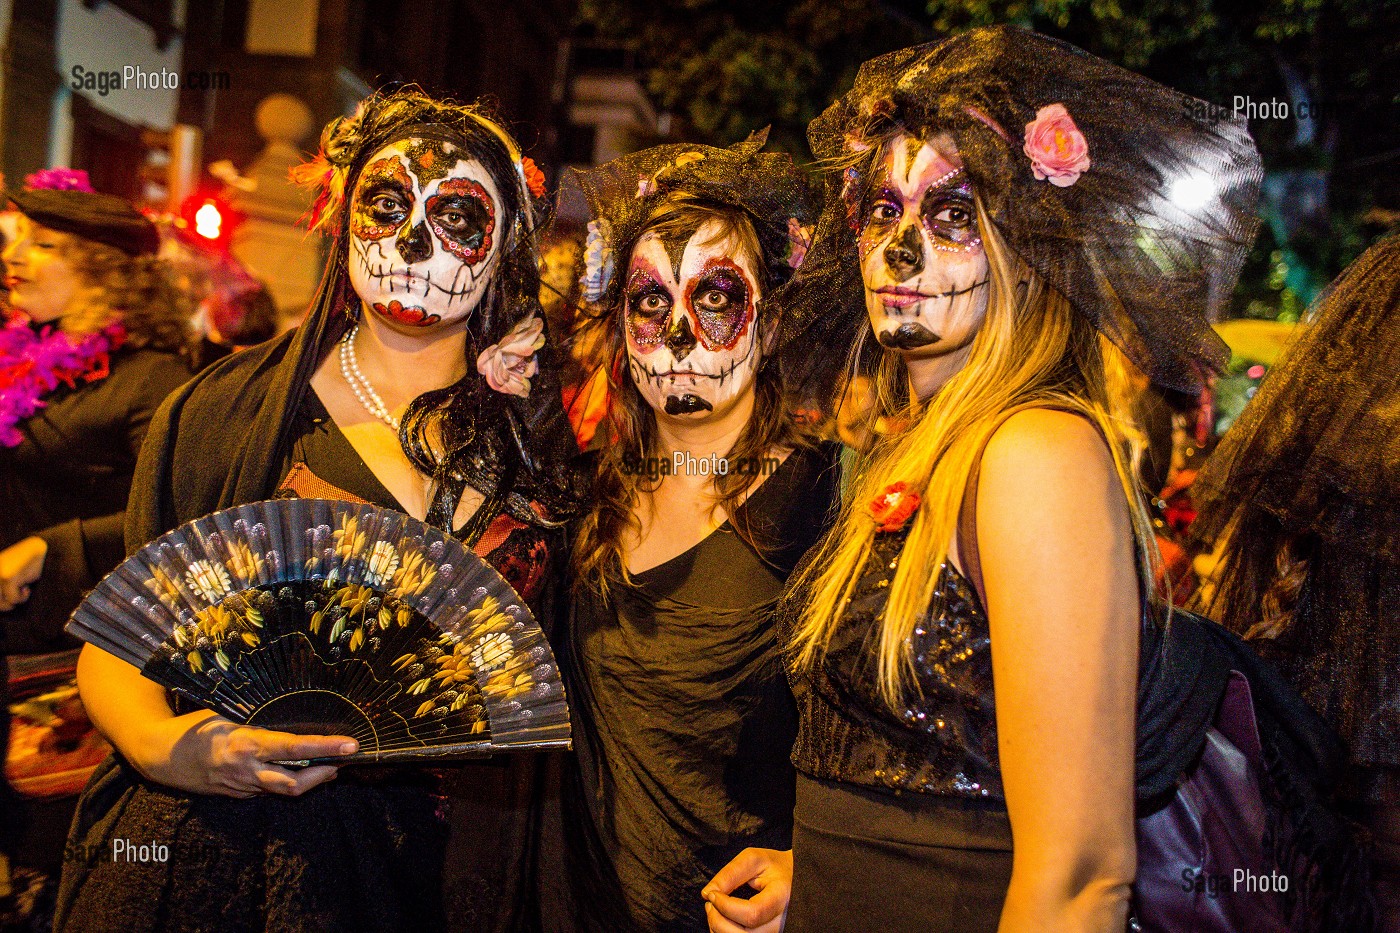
left=192, top=201, right=223, bottom=240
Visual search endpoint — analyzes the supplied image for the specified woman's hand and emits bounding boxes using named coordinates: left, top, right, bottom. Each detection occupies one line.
left=702, top=847, right=792, bottom=933
left=0, top=535, right=47, bottom=610
left=137, top=710, right=356, bottom=798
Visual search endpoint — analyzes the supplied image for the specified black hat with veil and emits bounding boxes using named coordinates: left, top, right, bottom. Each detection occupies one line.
left=785, top=25, right=1264, bottom=394
left=569, top=130, right=820, bottom=401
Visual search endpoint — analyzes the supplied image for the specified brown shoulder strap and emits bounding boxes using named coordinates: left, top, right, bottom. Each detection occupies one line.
left=955, top=435, right=993, bottom=607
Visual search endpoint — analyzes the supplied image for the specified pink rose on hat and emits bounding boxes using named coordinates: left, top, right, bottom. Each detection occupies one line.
left=477, top=313, right=545, bottom=397
left=1023, top=103, right=1090, bottom=187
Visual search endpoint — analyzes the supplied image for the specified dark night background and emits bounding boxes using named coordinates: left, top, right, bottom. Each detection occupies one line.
left=4, top=0, right=1395, bottom=320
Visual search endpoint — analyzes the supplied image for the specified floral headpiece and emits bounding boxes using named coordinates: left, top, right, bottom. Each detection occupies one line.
left=290, top=90, right=548, bottom=241
left=571, top=130, right=816, bottom=339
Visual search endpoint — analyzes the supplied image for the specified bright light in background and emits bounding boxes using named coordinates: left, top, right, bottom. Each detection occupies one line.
left=194, top=202, right=223, bottom=240
left=1169, top=172, right=1215, bottom=212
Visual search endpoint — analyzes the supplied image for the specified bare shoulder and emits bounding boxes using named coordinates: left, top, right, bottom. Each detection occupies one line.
left=980, top=407, right=1116, bottom=493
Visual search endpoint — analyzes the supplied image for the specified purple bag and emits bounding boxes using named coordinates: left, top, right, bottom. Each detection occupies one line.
left=1132, top=671, right=1292, bottom=931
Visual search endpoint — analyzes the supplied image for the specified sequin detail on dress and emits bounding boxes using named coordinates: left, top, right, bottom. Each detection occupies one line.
left=789, top=524, right=1003, bottom=799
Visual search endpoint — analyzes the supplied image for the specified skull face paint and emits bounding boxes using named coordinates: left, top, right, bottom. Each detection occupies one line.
left=624, top=222, right=762, bottom=418
left=348, top=138, right=503, bottom=330
left=858, top=133, right=990, bottom=357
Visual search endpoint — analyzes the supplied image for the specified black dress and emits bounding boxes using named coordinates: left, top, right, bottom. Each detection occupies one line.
left=0, top=343, right=189, bottom=861
left=560, top=443, right=839, bottom=933
left=785, top=523, right=1013, bottom=933
left=54, top=392, right=566, bottom=933
left=783, top=435, right=1370, bottom=932
left=0, top=344, right=190, bottom=652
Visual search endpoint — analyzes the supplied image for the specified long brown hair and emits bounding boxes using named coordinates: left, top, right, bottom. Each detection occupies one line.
left=55, top=229, right=191, bottom=352
left=572, top=193, right=807, bottom=596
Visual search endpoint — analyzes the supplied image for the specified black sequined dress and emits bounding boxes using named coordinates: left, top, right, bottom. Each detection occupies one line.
left=785, top=522, right=1013, bottom=933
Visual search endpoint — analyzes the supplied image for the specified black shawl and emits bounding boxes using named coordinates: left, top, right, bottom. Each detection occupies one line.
left=124, top=285, right=342, bottom=549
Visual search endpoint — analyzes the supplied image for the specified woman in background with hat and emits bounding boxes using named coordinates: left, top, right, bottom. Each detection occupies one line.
left=0, top=169, right=191, bottom=883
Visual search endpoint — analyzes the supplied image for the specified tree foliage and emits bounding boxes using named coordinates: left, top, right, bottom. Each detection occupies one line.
left=577, top=0, right=1398, bottom=307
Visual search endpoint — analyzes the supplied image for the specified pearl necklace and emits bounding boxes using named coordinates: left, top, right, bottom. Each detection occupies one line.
left=339, top=324, right=400, bottom=430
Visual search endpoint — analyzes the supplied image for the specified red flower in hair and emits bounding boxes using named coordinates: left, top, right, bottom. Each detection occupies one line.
left=521, top=157, right=547, bottom=199
left=870, top=482, right=921, bottom=532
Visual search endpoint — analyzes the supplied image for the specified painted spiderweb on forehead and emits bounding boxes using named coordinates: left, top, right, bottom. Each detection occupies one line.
left=68, top=499, right=570, bottom=763
left=790, top=25, right=1262, bottom=393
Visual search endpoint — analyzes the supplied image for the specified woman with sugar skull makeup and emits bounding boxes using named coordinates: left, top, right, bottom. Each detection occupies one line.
left=555, top=134, right=841, bottom=933
left=706, top=26, right=1373, bottom=933
left=54, top=89, right=581, bottom=933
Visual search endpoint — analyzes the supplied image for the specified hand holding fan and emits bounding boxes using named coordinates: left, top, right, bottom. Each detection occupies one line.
left=66, top=499, right=570, bottom=764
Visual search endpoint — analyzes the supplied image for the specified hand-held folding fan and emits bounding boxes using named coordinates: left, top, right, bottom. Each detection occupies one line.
left=66, top=499, right=570, bottom=764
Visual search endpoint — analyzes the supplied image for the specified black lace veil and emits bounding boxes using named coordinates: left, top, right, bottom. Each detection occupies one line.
left=1193, top=235, right=1400, bottom=560
left=786, top=25, right=1264, bottom=393
left=1192, top=235, right=1400, bottom=809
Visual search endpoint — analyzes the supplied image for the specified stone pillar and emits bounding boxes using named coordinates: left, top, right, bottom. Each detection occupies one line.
left=228, top=93, right=323, bottom=327
left=1, top=0, right=59, bottom=186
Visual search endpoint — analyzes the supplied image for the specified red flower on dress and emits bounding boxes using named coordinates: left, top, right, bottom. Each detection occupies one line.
left=371, top=301, right=441, bottom=327
left=1023, top=103, right=1091, bottom=187
left=520, top=157, right=547, bottom=200
left=869, top=481, right=921, bottom=532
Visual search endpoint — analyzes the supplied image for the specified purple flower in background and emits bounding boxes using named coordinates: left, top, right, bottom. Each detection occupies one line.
left=25, top=168, right=96, bottom=193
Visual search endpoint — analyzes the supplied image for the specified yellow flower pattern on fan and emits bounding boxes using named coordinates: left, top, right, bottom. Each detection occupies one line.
left=82, top=500, right=569, bottom=756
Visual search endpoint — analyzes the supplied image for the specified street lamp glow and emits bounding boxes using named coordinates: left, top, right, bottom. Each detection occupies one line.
left=194, top=202, right=222, bottom=240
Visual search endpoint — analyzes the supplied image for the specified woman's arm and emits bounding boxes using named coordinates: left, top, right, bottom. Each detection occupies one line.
left=974, top=409, right=1138, bottom=933
left=77, top=643, right=353, bottom=797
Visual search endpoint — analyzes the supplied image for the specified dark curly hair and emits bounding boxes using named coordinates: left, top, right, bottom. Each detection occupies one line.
left=56, top=233, right=191, bottom=353
left=571, top=192, right=809, bottom=597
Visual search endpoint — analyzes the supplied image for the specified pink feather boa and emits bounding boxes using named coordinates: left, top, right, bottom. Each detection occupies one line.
left=0, top=315, right=126, bottom=446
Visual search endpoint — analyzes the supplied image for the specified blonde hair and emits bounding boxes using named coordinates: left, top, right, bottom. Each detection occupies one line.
left=789, top=199, right=1159, bottom=706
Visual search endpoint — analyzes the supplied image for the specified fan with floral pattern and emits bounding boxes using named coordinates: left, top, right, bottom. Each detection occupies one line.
left=66, top=499, right=570, bottom=763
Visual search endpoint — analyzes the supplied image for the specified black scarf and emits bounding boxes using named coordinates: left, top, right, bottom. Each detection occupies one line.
left=125, top=277, right=345, bottom=549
